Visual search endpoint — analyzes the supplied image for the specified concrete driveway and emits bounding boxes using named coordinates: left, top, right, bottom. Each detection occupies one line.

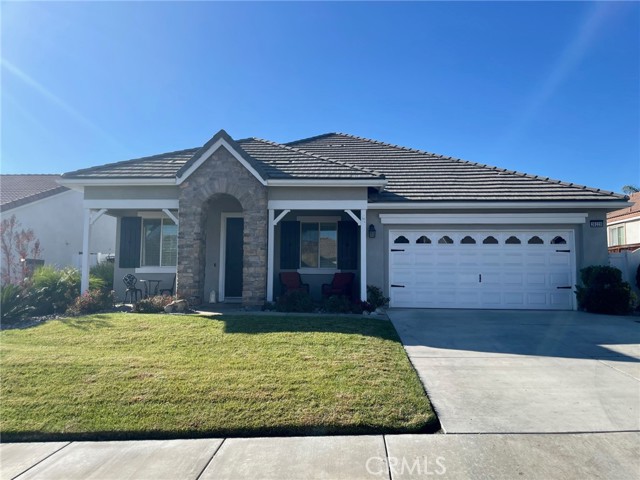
left=388, top=309, right=640, bottom=434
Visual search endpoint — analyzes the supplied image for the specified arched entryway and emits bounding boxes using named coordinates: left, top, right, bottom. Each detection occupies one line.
left=176, top=145, right=268, bottom=306
left=202, top=194, right=243, bottom=302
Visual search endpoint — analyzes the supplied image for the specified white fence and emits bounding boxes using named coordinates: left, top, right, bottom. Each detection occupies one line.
left=609, top=249, right=640, bottom=294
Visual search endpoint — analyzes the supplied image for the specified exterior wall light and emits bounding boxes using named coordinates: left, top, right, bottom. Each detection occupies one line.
left=368, top=224, right=376, bottom=239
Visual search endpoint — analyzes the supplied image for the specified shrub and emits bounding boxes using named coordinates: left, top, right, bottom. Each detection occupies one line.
left=275, top=290, right=315, bottom=313
left=367, top=285, right=389, bottom=310
left=90, top=261, right=114, bottom=291
left=132, top=295, right=175, bottom=314
left=0, top=283, right=33, bottom=321
left=322, top=295, right=353, bottom=313
left=575, top=265, right=633, bottom=315
left=22, top=266, right=105, bottom=316
left=66, top=289, right=114, bottom=316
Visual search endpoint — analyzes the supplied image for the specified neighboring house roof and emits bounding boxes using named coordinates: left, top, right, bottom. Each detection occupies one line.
left=607, top=192, right=640, bottom=223
left=287, top=133, right=625, bottom=202
left=0, top=175, right=69, bottom=212
left=60, top=129, right=626, bottom=203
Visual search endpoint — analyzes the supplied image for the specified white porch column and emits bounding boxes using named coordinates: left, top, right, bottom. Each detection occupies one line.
left=360, top=209, right=367, bottom=302
left=266, top=208, right=275, bottom=302
left=81, top=208, right=91, bottom=293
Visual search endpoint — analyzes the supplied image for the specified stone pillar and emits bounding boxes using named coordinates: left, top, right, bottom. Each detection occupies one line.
left=176, top=145, right=268, bottom=307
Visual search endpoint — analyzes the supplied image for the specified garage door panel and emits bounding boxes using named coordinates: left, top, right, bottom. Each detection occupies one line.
left=526, top=292, right=548, bottom=306
left=526, top=273, right=547, bottom=287
left=524, top=252, right=547, bottom=267
left=549, top=253, right=571, bottom=266
left=551, top=292, right=572, bottom=307
left=502, top=273, right=524, bottom=286
left=549, top=272, right=571, bottom=287
left=503, top=292, right=525, bottom=306
left=389, top=230, right=575, bottom=310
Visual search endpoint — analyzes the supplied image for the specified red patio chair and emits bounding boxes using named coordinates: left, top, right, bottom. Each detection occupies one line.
left=279, top=272, right=309, bottom=295
left=322, top=272, right=355, bottom=298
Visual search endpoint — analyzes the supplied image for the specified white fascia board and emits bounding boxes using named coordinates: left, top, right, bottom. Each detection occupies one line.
left=84, top=199, right=179, bottom=209
left=607, top=216, right=640, bottom=227
left=379, top=213, right=589, bottom=225
left=59, top=178, right=176, bottom=187
left=370, top=201, right=630, bottom=210
left=267, top=179, right=386, bottom=187
left=176, top=138, right=267, bottom=186
left=268, top=200, right=368, bottom=210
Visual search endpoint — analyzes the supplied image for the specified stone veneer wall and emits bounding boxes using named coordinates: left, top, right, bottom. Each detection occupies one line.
left=177, top=146, right=268, bottom=306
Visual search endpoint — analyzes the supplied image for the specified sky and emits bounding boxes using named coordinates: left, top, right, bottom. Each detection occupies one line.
left=1, top=1, right=638, bottom=194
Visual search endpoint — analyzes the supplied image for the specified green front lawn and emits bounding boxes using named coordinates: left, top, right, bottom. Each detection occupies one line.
left=1, top=313, right=438, bottom=441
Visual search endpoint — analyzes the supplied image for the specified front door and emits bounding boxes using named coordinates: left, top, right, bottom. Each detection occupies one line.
left=224, top=217, right=244, bottom=298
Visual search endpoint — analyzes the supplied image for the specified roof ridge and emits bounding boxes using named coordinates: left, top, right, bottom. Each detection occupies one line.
left=286, top=132, right=337, bottom=146
left=62, top=147, right=199, bottom=177
left=326, top=132, right=624, bottom=198
left=249, top=137, right=385, bottom=179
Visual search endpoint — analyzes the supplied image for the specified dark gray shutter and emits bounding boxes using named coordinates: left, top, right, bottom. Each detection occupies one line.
left=338, top=221, right=358, bottom=270
left=280, top=221, right=300, bottom=269
left=119, top=217, right=141, bottom=268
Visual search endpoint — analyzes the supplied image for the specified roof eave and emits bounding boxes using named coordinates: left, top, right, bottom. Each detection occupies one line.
left=57, top=178, right=177, bottom=189
left=368, top=200, right=632, bottom=210
left=266, top=179, right=387, bottom=187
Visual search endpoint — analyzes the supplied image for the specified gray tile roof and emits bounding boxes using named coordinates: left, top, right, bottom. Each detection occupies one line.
left=60, top=130, right=625, bottom=203
left=236, top=138, right=384, bottom=180
left=0, top=175, right=69, bottom=211
left=287, top=133, right=625, bottom=202
left=63, top=148, right=199, bottom=179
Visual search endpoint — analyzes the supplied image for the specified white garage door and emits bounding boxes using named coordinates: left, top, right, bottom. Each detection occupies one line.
left=389, top=230, right=575, bottom=310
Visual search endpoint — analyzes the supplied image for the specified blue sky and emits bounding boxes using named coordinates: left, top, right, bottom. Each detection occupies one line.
left=2, top=1, right=638, bottom=193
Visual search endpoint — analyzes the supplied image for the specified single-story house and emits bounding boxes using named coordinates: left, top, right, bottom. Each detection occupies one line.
left=607, top=191, right=640, bottom=253
left=59, top=130, right=628, bottom=310
left=0, top=175, right=115, bottom=276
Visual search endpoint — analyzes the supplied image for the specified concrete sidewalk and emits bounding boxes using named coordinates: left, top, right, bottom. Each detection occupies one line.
left=2, top=432, right=639, bottom=480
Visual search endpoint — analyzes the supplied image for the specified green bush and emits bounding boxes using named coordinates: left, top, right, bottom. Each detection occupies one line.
left=322, top=295, right=353, bottom=313
left=132, top=295, right=174, bottom=314
left=575, top=265, right=633, bottom=315
left=22, top=266, right=104, bottom=316
left=66, top=289, right=114, bottom=316
left=0, top=283, right=33, bottom=321
left=275, top=290, right=315, bottom=313
left=90, top=261, right=114, bottom=291
left=367, top=285, right=389, bottom=310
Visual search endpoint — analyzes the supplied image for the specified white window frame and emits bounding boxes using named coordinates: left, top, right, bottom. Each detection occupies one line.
left=136, top=216, right=178, bottom=272
left=609, top=225, right=625, bottom=246
left=296, top=216, right=341, bottom=274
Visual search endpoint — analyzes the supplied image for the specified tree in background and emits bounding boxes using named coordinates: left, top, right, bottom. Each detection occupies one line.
left=0, top=215, right=42, bottom=285
left=622, top=185, right=639, bottom=194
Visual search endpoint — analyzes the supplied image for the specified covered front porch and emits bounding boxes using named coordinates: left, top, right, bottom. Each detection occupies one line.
left=266, top=199, right=369, bottom=303
left=79, top=198, right=179, bottom=302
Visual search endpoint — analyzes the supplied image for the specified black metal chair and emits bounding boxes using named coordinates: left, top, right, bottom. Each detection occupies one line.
left=123, top=274, right=142, bottom=303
